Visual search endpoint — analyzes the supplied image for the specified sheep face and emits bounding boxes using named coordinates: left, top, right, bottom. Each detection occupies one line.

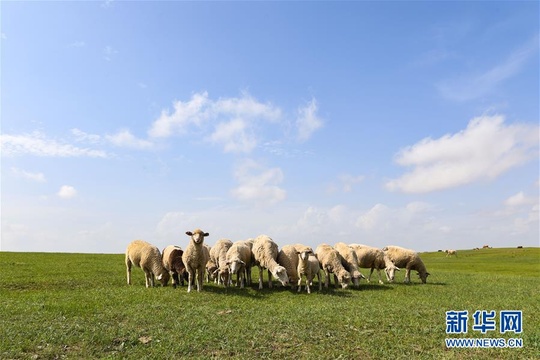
left=297, top=250, right=312, bottom=261
left=272, top=265, right=289, bottom=286
left=157, top=272, right=171, bottom=286
left=418, top=271, right=430, bottom=284
left=337, top=270, right=351, bottom=289
left=186, top=229, right=209, bottom=245
left=385, top=265, right=400, bottom=282
left=227, top=259, right=245, bottom=275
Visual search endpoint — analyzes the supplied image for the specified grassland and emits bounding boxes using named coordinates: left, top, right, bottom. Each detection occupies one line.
left=1, top=247, right=539, bottom=359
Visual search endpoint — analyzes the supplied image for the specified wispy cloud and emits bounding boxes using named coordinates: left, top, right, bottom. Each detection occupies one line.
left=504, top=191, right=536, bottom=207
left=386, top=115, right=539, bottom=193
left=103, top=45, right=118, bottom=61
left=10, top=167, right=46, bottom=182
left=1, top=131, right=108, bottom=158
left=58, top=185, right=77, bottom=199
left=230, top=159, right=286, bottom=205
left=296, top=98, right=323, bottom=142
left=438, top=35, right=539, bottom=101
left=105, top=130, right=154, bottom=150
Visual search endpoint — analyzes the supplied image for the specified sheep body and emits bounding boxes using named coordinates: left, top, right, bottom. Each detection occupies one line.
left=382, top=245, right=430, bottom=284
left=315, top=244, right=351, bottom=289
left=162, top=245, right=187, bottom=288
left=445, top=249, right=458, bottom=257
left=225, top=241, right=253, bottom=288
left=182, top=229, right=210, bottom=292
left=350, top=244, right=399, bottom=284
left=252, top=235, right=289, bottom=289
left=210, top=238, right=233, bottom=287
left=126, top=240, right=170, bottom=288
left=277, top=245, right=301, bottom=290
left=333, top=242, right=364, bottom=287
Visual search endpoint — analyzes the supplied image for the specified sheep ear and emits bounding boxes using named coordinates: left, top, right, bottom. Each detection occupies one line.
left=226, top=261, right=230, bottom=265
left=185, top=231, right=193, bottom=236
left=204, top=232, right=209, bottom=237
left=296, top=251, right=301, bottom=255
left=157, top=274, right=163, bottom=280
left=240, top=260, right=245, bottom=265
left=426, top=272, right=431, bottom=276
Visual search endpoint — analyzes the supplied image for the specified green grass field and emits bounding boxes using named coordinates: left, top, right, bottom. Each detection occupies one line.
left=1, top=247, right=539, bottom=359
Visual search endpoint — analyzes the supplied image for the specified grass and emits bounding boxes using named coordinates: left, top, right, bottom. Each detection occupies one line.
left=1, top=247, right=539, bottom=359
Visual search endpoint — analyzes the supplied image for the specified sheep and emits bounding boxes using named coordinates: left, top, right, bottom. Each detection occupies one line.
left=182, top=228, right=210, bottom=292
left=225, top=241, right=253, bottom=288
left=162, top=245, right=188, bottom=288
left=241, top=238, right=255, bottom=286
left=333, top=242, right=365, bottom=287
left=315, top=244, right=351, bottom=289
left=210, top=238, right=233, bottom=287
left=350, top=244, right=400, bottom=284
left=277, top=244, right=301, bottom=290
left=204, top=244, right=217, bottom=283
left=482, top=245, right=491, bottom=249
left=445, top=249, right=458, bottom=257
left=252, top=235, right=289, bottom=289
left=125, top=240, right=170, bottom=288
left=382, top=245, right=430, bottom=284
left=294, top=245, right=318, bottom=293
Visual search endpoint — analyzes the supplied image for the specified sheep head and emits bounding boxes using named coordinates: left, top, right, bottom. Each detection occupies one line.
left=227, top=259, right=245, bottom=275
left=157, top=272, right=171, bottom=286
left=296, top=249, right=313, bottom=261
left=272, top=265, right=289, bottom=287
left=337, top=269, right=351, bottom=289
left=385, top=264, right=400, bottom=282
left=418, top=271, right=430, bottom=284
left=185, top=229, right=209, bottom=245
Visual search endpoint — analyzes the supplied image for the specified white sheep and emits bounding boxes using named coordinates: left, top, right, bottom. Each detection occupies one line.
left=225, top=241, right=253, bottom=288
left=350, top=244, right=400, bottom=284
left=333, top=242, right=365, bottom=287
left=125, top=240, right=170, bottom=288
left=315, top=244, right=351, bottom=289
left=252, top=235, right=289, bottom=289
left=382, top=245, right=430, bottom=284
left=210, top=238, right=233, bottom=287
left=294, top=245, right=318, bottom=293
left=277, top=244, right=301, bottom=290
left=162, top=245, right=187, bottom=288
left=445, top=249, right=458, bottom=257
left=182, top=229, right=210, bottom=292
left=204, top=244, right=217, bottom=283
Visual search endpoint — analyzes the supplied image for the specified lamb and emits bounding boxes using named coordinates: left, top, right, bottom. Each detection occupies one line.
left=182, top=228, right=210, bottom=292
left=125, top=240, right=170, bottom=288
left=225, top=241, right=253, bottom=288
left=382, top=245, right=430, bottom=284
left=294, top=245, right=318, bottom=293
left=277, top=244, right=302, bottom=290
left=445, top=249, right=458, bottom=257
left=315, top=244, right=351, bottom=289
left=210, top=238, right=233, bottom=287
left=204, top=244, right=217, bottom=283
left=350, top=244, right=400, bottom=284
left=252, top=235, right=289, bottom=289
left=333, top=242, right=365, bottom=287
left=162, top=245, right=187, bottom=288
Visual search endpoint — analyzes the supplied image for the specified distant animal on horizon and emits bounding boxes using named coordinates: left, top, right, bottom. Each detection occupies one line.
left=182, top=229, right=210, bottom=293
left=445, top=249, right=457, bottom=257
left=125, top=240, right=170, bottom=288
left=517, top=246, right=523, bottom=249
left=482, top=245, right=491, bottom=249
left=382, top=245, right=430, bottom=284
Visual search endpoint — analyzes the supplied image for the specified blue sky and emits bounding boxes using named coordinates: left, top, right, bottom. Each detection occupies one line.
left=1, top=1, right=538, bottom=254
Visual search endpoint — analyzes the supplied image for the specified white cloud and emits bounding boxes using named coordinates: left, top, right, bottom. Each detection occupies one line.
left=71, top=128, right=102, bottom=144
left=386, top=115, right=539, bottom=193
left=10, top=167, right=46, bottom=182
left=105, top=129, right=154, bottom=150
left=504, top=191, right=535, bottom=207
left=1, top=32, right=7, bottom=40
left=438, top=36, right=538, bottom=101
left=208, top=118, right=257, bottom=153
left=57, top=185, right=77, bottom=199
left=296, top=98, right=323, bottom=142
left=336, top=174, right=365, bottom=192
left=230, top=159, right=286, bottom=205
left=1, top=131, right=108, bottom=158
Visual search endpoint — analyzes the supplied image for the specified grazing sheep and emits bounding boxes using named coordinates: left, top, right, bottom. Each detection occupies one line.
left=482, top=245, right=491, bottom=249
left=277, top=245, right=302, bottom=290
left=334, top=242, right=365, bottom=287
left=445, top=249, right=458, bottom=257
left=225, top=241, right=253, bottom=288
left=204, top=244, right=217, bottom=283
left=382, top=245, right=430, bottom=284
left=350, top=244, right=400, bottom=284
left=162, top=245, right=187, bottom=288
left=182, top=229, right=210, bottom=293
left=126, top=240, right=170, bottom=288
left=252, top=235, right=289, bottom=289
left=295, top=245, right=317, bottom=293
left=315, top=244, right=351, bottom=289
left=210, top=239, right=233, bottom=287
left=517, top=246, right=523, bottom=249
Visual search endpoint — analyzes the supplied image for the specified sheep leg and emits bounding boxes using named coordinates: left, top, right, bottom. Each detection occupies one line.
left=376, top=269, right=384, bottom=285
left=317, top=272, right=322, bottom=291
left=258, top=266, right=264, bottom=290
left=246, top=267, right=252, bottom=286
left=126, top=259, right=132, bottom=285
left=333, top=274, right=339, bottom=288
left=404, top=268, right=411, bottom=283
left=297, top=277, right=302, bottom=293
left=267, top=269, right=273, bottom=289
left=324, top=269, right=330, bottom=288
left=187, top=269, right=193, bottom=293
left=197, top=267, right=204, bottom=292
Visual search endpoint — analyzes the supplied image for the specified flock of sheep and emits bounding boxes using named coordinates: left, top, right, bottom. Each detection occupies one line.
left=125, top=228, right=431, bottom=293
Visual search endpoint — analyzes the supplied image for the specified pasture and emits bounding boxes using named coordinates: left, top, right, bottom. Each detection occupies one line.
left=1, top=247, right=539, bottom=359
